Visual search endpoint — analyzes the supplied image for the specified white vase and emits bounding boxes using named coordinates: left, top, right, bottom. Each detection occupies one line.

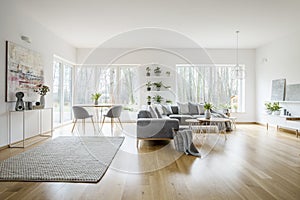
left=40, top=95, right=45, bottom=108
left=273, top=110, right=280, bottom=115
left=94, top=99, right=98, bottom=105
left=205, top=109, right=211, bottom=119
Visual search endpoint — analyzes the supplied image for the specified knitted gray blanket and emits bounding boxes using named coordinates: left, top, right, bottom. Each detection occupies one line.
left=173, top=129, right=201, bottom=157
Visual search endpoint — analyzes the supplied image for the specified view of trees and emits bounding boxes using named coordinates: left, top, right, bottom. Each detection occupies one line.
left=177, top=65, right=245, bottom=112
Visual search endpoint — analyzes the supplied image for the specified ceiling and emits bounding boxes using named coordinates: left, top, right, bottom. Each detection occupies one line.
left=14, top=0, right=300, bottom=49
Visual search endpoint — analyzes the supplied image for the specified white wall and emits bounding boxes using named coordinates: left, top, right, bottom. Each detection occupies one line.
left=0, top=1, right=76, bottom=147
left=77, top=48, right=256, bottom=122
left=256, top=31, right=300, bottom=123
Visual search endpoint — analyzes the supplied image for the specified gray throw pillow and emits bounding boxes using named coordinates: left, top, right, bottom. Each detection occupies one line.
left=149, top=106, right=158, bottom=118
left=162, top=105, right=173, bottom=115
left=138, top=110, right=152, bottom=118
left=177, top=102, right=189, bottom=114
left=171, top=106, right=179, bottom=114
left=188, top=102, right=199, bottom=115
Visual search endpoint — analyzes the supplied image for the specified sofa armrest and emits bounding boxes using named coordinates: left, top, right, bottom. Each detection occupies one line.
left=137, top=118, right=179, bottom=139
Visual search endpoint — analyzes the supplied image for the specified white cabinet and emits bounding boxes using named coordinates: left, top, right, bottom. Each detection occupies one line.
left=262, top=114, right=300, bottom=137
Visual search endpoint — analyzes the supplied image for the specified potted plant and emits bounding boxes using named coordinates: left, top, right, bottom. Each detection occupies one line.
left=146, top=81, right=152, bottom=91
left=153, top=94, right=163, bottom=104
left=165, top=99, right=172, bottom=104
left=154, top=66, right=162, bottom=76
left=153, top=81, right=163, bottom=91
left=34, top=84, right=50, bottom=108
left=166, top=71, right=171, bottom=77
left=204, top=102, right=213, bottom=119
left=147, top=96, right=152, bottom=105
left=91, top=92, right=102, bottom=105
left=146, top=67, right=151, bottom=76
left=264, top=102, right=273, bottom=115
left=271, top=102, right=282, bottom=115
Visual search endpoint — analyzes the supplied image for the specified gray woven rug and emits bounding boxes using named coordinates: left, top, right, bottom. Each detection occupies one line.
left=0, top=136, right=124, bottom=183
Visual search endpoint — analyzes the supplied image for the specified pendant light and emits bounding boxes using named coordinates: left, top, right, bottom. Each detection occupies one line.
left=231, top=30, right=245, bottom=79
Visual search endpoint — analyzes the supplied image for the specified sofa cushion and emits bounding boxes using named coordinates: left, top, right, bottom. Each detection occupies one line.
left=162, top=105, right=173, bottom=115
left=188, top=102, right=199, bottom=115
left=149, top=106, right=158, bottom=118
left=169, top=114, right=193, bottom=125
left=177, top=102, right=189, bottom=114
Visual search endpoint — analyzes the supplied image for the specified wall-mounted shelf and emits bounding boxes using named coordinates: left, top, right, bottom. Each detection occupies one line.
left=276, top=101, right=300, bottom=104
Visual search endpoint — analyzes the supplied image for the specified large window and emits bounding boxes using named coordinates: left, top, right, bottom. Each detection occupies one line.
left=73, top=65, right=139, bottom=106
left=53, top=58, right=73, bottom=126
left=176, top=64, right=245, bottom=112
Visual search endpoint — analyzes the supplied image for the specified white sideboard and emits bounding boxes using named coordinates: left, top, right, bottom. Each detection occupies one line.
left=261, top=114, right=300, bottom=137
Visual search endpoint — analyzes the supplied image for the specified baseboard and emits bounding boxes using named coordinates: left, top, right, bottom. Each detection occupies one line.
left=0, top=145, right=9, bottom=151
left=236, top=122, right=257, bottom=124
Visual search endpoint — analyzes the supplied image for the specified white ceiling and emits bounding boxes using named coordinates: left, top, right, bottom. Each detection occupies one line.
left=15, top=0, right=300, bottom=49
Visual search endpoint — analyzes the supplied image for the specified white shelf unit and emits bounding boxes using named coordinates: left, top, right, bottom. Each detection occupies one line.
left=140, top=65, right=177, bottom=106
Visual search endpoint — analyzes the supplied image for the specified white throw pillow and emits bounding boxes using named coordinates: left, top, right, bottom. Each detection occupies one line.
left=149, top=106, right=158, bottom=118
left=198, top=103, right=205, bottom=114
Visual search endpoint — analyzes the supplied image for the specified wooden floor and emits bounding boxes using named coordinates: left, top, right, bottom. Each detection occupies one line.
left=0, top=123, right=300, bottom=200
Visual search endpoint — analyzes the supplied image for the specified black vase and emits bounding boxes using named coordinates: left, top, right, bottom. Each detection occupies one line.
left=15, top=92, right=25, bottom=111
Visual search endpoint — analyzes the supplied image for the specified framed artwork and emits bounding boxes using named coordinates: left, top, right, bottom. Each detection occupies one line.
left=285, top=84, right=300, bottom=101
left=271, top=79, right=286, bottom=101
left=5, top=41, right=44, bottom=102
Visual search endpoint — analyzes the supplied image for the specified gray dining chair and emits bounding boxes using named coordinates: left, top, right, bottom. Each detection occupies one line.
left=101, top=105, right=123, bottom=132
left=72, top=106, right=96, bottom=132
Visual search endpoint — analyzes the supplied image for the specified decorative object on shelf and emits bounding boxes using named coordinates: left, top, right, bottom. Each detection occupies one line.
left=15, top=92, right=25, bottom=111
left=147, top=96, right=152, bottom=105
left=271, top=102, right=282, bottom=115
left=271, top=79, right=286, bottom=101
left=6, top=41, right=44, bottom=102
left=153, top=94, right=163, bottom=104
left=204, top=102, right=213, bottom=119
left=34, top=84, right=50, bottom=108
left=231, top=31, right=245, bottom=80
left=164, top=85, right=171, bottom=89
left=165, top=99, right=172, bottom=104
left=264, top=102, right=273, bottom=115
left=153, top=81, right=163, bottom=91
left=91, top=92, right=102, bottom=105
left=166, top=71, right=171, bottom=77
left=25, top=102, right=33, bottom=110
left=154, top=66, right=162, bottom=76
left=146, top=81, right=152, bottom=91
left=146, top=67, right=151, bottom=76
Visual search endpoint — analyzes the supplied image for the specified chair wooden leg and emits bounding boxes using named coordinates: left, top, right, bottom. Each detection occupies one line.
left=117, top=117, right=123, bottom=129
left=71, top=119, right=77, bottom=132
left=100, top=116, right=106, bottom=130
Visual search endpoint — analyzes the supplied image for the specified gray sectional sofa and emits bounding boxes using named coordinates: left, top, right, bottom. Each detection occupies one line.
left=136, top=102, right=232, bottom=148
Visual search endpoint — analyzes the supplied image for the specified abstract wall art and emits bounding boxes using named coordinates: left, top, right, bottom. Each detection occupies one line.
left=5, top=41, right=44, bottom=102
